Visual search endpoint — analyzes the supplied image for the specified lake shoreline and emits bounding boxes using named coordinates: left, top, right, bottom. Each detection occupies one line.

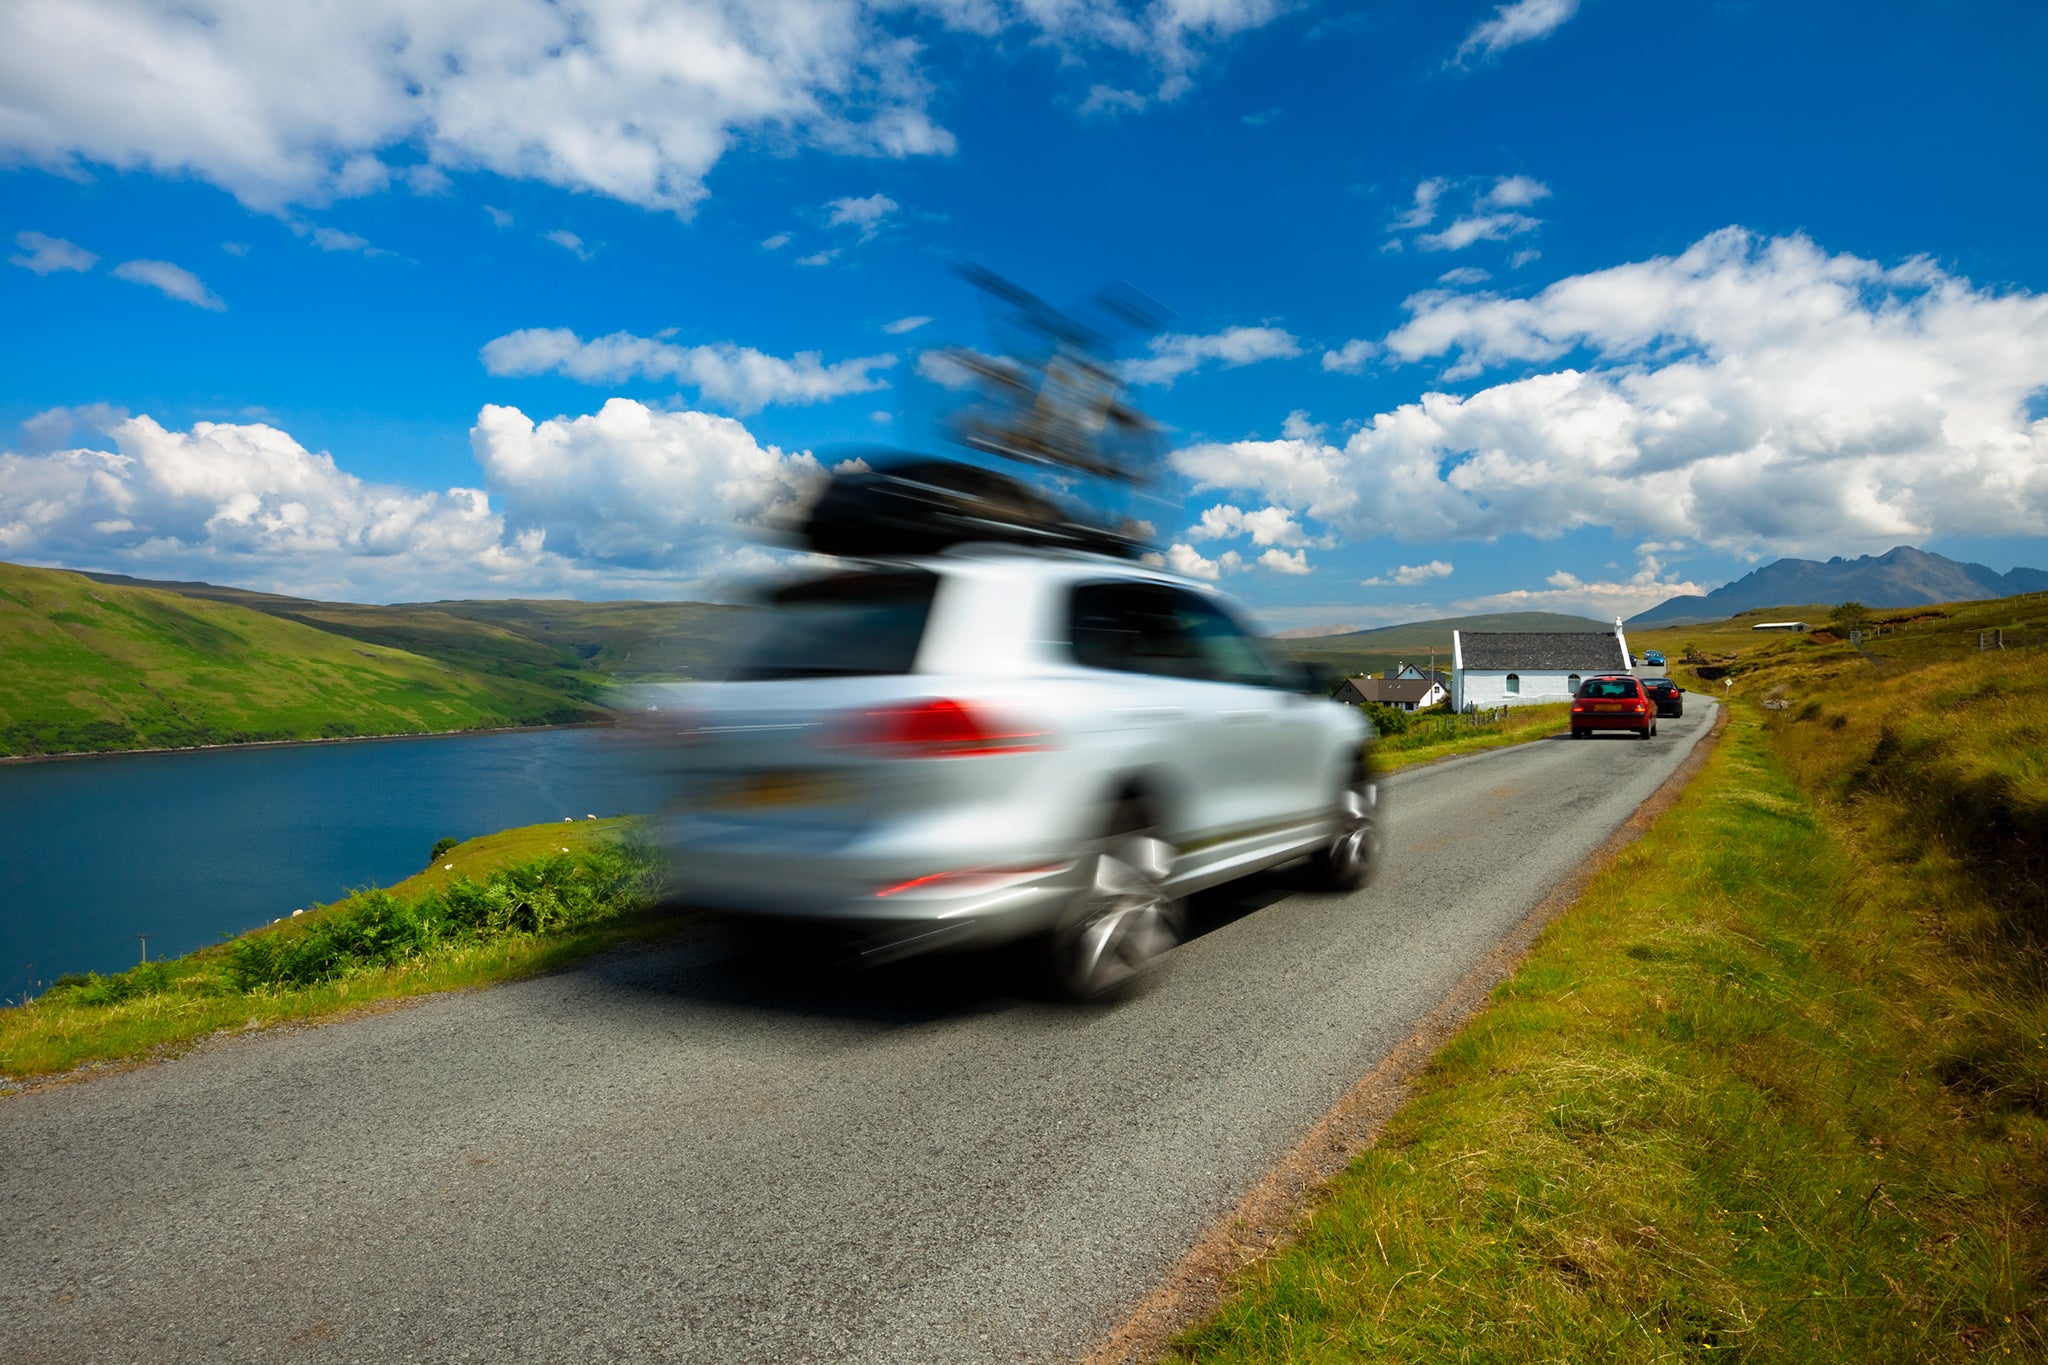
left=2, top=724, right=674, bottom=988
left=0, top=717, right=619, bottom=767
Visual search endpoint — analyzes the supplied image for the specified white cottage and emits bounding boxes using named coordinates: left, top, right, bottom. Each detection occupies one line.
left=1333, top=676, right=1448, bottom=712
left=1451, top=620, right=1632, bottom=710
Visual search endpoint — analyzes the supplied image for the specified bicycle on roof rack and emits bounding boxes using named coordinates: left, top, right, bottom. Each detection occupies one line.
left=789, top=267, right=1170, bottom=562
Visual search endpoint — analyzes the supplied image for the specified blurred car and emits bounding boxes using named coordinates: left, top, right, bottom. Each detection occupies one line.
left=1644, top=649, right=1667, bottom=668
left=1570, top=674, right=1658, bottom=739
left=635, top=547, right=1377, bottom=997
left=1642, top=677, right=1684, bottom=717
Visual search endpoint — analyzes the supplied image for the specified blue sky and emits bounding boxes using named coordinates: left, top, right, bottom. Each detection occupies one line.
left=4, top=0, right=2046, bottom=627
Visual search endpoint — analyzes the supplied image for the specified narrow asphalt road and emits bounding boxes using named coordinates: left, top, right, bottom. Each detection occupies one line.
left=1, top=700, right=1716, bottom=1364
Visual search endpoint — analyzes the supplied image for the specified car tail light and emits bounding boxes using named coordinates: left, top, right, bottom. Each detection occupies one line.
left=823, top=698, right=1047, bottom=758
left=874, top=862, right=1067, bottom=898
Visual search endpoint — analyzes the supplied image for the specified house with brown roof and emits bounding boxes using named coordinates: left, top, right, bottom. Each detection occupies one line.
left=1451, top=621, right=1632, bottom=710
left=1388, top=662, right=1450, bottom=688
left=1332, top=676, right=1448, bottom=711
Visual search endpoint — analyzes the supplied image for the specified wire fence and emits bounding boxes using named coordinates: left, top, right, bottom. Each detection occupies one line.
left=1974, top=628, right=2045, bottom=651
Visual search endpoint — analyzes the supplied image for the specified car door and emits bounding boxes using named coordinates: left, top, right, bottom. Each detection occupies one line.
left=1159, top=586, right=1335, bottom=833
left=1065, top=579, right=1243, bottom=848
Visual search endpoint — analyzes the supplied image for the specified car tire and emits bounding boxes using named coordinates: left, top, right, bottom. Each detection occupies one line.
left=1302, top=770, right=1380, bottom=892
left=1048, top=805, right=1183, bottom=1000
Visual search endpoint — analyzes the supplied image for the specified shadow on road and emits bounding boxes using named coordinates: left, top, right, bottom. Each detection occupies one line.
left=582, top=868, right=1307, bottom=1026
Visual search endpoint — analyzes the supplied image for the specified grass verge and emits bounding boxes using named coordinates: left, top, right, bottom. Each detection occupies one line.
left=1171, top=704, right=2047, bottom=1362
left=1374, top=702, right=1575, bottom=774
left=0, top=817, right=667, bottom=1085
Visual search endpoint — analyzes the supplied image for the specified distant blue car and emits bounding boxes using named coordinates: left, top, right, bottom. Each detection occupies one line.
left=1644, top=650, right=1666, bottom=667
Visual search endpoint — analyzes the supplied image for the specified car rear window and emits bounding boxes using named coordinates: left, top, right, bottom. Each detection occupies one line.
left=1579, top=676, right=1642, bottom=699
left=726, top=571, right=938, bottom=680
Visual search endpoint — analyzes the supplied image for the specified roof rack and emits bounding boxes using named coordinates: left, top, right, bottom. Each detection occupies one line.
left=798, top=458, right=1148, bottom=561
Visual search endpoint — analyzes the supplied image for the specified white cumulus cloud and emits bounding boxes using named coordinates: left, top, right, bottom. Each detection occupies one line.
left=471, top=399, right=825, bottom=568
left=1393, top=178, right=1447, bottom=231
left=1419, top=212, right=1540, bottom=253
left=1390, top=175, right=1550, bottom=253
left=1482, top=175, right=1551, bottom=209
left=914, top=349, right=978, bottom=390
left=10, top=230, right=98, bottom=274
left=1322, top=338, right=1378, bottom=373
left=544, top=230, right=592, bottom=260
left=111, top=259, right=225, bottom=310
left=1186, top=503, right=1310, bottom=547
left=1257, top=547, right=1311, bottom=575
left=825, top=193, right=898, bottom=237
left=1175, top=228, right=2048, bottom=559
left=0, top=2, right=1286, bottom=216
left=1455, top=0, right=1581, bottom=65
left=1454, top=557, right=1711, bottom=620
left=1363, top=560, right=1453, bottom=587
left=306, top=226, right=376, bottom=254
left=0, top=400, right=830, bottom=598
left=0, top=412, right=520, bottom=597
left=1124, top=325, right=1301, bottom=386
left=479, top=327, right=896, bottom=413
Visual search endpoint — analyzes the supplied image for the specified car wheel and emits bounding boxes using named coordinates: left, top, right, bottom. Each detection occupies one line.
left=1049, top=810, right=1182, bottom=999
left=1303, top=771, right=1380, bottom=892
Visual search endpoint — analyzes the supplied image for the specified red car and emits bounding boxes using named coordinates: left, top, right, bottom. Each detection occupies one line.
left=1571, top=674, right=1658, bottom=739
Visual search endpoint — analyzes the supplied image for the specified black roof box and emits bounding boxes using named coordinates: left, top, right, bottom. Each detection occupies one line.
left=799, top=457, right=1148, bottom=560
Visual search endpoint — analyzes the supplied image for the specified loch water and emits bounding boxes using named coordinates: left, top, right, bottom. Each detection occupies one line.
left=0, top=727, right=673, bottom=995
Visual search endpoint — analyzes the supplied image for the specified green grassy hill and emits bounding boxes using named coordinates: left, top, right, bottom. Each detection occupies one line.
left=0, top=562, right=607, bottom=756
left=78, top=570, right=749, bottom=683
left=405, top=598, right=750, bottom=679
left=1625, top=591, right=2048, bottom=691
left=1279, top=610, right=1611, bottom=679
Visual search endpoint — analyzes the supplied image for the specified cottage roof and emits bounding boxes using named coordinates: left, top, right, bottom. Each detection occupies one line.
left=1349, top=677, right=1438, bottom=704
left=1457, top=631, right=1625, bottom=671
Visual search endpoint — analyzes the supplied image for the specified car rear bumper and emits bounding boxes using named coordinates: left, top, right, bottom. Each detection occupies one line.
left=1572, top=711, right=1653, bottom=731
left=656, top=819, right=1085, bottom=961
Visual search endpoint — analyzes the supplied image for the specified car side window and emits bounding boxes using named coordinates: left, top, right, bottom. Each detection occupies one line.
left=1067, top=582, right=1206, bottom=679
left=1160, top=588, right=1285, bottom=688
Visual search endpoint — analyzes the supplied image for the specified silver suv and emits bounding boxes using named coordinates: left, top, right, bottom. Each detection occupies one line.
left=638, top=546, right=1377, bottom=996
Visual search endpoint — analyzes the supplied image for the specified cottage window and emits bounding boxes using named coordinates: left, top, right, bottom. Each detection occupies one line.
left=1506, top=672, right=1521, bottom=694
left=1568, top=674, right=1581, bottom=694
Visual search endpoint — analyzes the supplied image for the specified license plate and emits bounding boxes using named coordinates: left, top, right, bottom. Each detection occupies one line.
left=723, top=772, right=844, bottom=809
left=1595, top=702, right=1624, bottom=712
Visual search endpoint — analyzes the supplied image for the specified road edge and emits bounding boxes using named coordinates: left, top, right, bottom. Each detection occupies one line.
left=1080, top=700, right=1731, bottom=1365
